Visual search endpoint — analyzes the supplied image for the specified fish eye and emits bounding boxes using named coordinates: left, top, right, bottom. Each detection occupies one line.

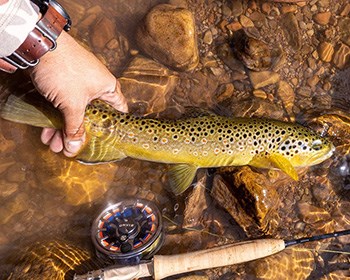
left=311, top=139, right=323, bottom=151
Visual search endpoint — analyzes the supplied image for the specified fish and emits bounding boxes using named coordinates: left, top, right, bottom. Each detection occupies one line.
left=0, top=94, right=335, bottom=195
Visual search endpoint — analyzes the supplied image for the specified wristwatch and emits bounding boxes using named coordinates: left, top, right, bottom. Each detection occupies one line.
left=3, top=0, right=71, bottom=70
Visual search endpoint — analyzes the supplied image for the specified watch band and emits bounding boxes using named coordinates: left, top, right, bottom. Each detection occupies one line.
left=3, top=1, right=70, bottom=70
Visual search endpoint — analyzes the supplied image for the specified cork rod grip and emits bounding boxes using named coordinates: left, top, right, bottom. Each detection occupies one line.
left=153, top=239, right=285, bottom=280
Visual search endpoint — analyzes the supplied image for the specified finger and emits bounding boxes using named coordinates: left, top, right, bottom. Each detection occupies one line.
left=49, top=130, right=64, bottom=153
left=41, top=128, right=56, bottom=145
left=61, top=105, right=86, bottom=156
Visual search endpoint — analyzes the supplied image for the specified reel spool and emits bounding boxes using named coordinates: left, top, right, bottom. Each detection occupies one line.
left=91, top=199, right=164, bottom=265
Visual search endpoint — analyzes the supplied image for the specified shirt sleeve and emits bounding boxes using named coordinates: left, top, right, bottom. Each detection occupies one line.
left=0, top=0, right=39, bottom=57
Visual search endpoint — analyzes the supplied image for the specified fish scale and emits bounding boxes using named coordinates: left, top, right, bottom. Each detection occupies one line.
left=1, top=96, right=335, bottom=195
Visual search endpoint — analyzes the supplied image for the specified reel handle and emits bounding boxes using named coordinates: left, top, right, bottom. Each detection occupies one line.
left=153, top=239, right=285, bottom=280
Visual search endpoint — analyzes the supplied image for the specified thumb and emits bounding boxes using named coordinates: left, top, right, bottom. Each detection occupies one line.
left=61, top=105, right=86, bottom=157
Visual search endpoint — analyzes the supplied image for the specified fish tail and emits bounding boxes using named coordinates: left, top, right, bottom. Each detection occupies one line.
left=0, top=94, right=63, bottom=129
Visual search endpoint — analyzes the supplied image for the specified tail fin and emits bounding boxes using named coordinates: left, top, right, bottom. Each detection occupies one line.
left=0, top=93, right=63, bottom=129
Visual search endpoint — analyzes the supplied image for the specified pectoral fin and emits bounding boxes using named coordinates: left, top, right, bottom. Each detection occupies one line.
left=76, top=136, right=126, bottom=164
left=249, top=153, right=298, bottom=181
left=168, top=164, right=198, bottom=195
left=269, top=153, right=299, bottom=180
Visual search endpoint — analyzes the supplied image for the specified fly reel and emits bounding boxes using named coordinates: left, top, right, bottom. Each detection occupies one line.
left=91, top=199, right=164, bottom=264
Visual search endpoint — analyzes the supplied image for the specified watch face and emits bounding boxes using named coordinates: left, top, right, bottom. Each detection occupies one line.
left=49, top=0, right=72, bottom=31
left=31, top=0, right=72, bottom=31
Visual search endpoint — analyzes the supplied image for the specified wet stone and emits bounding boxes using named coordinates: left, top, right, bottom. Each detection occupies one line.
left=248, top=70, right=280, bottom=89
left=313, top=11, right=331, bottom=25
left=119, top=55, right=179, bottom=115
left=261, top=3, right=272, bottom=14
left=239, top=15, right=254, bottom=28
left=280, top=12, right=301, bottom=51
left=226, top=21, right=242, bottom=32
left=277, top=80, right=295, bottom=119
left=212, top=168, right=280, bottom=234
left=333, top=43, right=350, bottom=69
left=318, top=41, right=334, bottom=62
left=281, top=4, right=297, bottom=14
left=340, top=3, right=350, bottom=16
left=228, top=0, right=243, bottom=17
left=338, top=18, right=350, bottom=46
left=136, top=4, right=199, bottom=72
left=252, top=248, right=315, bottom=280
left=230, top=29, right=273, bottom=71
left=203, top=30, right=213, bottom=45
left=90, top=16, right=116, bottom=50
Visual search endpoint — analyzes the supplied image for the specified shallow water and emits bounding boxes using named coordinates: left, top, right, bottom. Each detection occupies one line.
left=0, top=0, right=350, bottom=279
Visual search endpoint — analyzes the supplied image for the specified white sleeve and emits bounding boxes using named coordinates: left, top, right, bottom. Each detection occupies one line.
left=0, top=0, right=39, bottom=57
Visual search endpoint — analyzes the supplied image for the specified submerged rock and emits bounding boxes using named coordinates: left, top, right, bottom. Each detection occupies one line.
left=251, top=248, right=315, bottom=280
left=136, top=4, right=199, bottom=71
left=119, top=55, right=179, bottom=115
left=318, top=41, right=334, bottom=63
left=248, top=70, right=280, bottom=89
left=6, top=240, right=101, bottom=280
left=280, top=12, right=301, bottom=51
left=333, top=43, right=350, bottom=69
left=211, top=168, right=280, bottom=235
left=277, top=80, right=295, bottom=120
left=230, top=29, right=272, bottom=71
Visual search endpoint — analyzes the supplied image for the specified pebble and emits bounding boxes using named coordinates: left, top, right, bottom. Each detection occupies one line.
left=313, top=12, right=331, bottom=25
left=310, top=4, right=318, bottom=12
left=261, top=3, right=272, bottom=14
left=307, top=75, right=320, bottom=89
left=333, top=42, right=350, bottom=69
left=291, top=78, right=299, bottom=87
left=281, top=5, right=297, bottom=14
left=307, top=57, right=317, bottom=70
left=323, top=81, right=332, bottom=91
left=239, top=15, right=254, bottom=28
left=248, top=70, right=280, bottom=89
left=203, top=30, right=213, bottom=44
left=222, top=4, right=232, bottom=17
left=318, top=41, right=334, bottom=62
left=218, top=19, right=229, bottom=31
left=229, top=0, right=243, bottom=17
left=253, top=89, right=267, bottom=99
left=226, top=21, right=242, bottom=32
left=340, top=3, right=350, bottom=16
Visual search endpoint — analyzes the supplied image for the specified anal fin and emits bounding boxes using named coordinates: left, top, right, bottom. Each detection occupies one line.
left=168, top=164, right=198, bottom=195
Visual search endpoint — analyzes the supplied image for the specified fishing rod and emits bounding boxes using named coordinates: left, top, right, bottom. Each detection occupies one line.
left=75, top=223, right=350, bottom=280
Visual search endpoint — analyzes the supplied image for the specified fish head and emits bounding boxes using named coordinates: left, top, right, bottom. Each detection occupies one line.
left=277, top=128, right=335, bottom=168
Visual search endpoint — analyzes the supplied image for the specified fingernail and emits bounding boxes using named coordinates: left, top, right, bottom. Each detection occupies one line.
left=66, top=140, right=83, bottom=154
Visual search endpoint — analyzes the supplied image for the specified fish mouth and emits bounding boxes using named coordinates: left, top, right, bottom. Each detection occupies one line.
left=306, top=143, right=335, bottom=166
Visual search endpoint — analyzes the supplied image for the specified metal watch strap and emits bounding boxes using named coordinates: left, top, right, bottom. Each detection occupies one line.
left=3, top=3, right=68, bottom=69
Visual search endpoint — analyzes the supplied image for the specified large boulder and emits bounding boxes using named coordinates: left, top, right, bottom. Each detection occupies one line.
left=136, top=4, right=199, bottom=72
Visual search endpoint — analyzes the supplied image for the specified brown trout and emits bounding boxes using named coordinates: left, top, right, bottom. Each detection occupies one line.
left=1, top=94, right=335, bottom=194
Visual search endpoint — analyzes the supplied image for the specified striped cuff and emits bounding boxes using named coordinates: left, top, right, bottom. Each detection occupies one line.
left=0, top=0, right=39, bottom=57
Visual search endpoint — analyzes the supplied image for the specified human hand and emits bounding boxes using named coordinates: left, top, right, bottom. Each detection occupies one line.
left=29, top=32, right=128, bottom=157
